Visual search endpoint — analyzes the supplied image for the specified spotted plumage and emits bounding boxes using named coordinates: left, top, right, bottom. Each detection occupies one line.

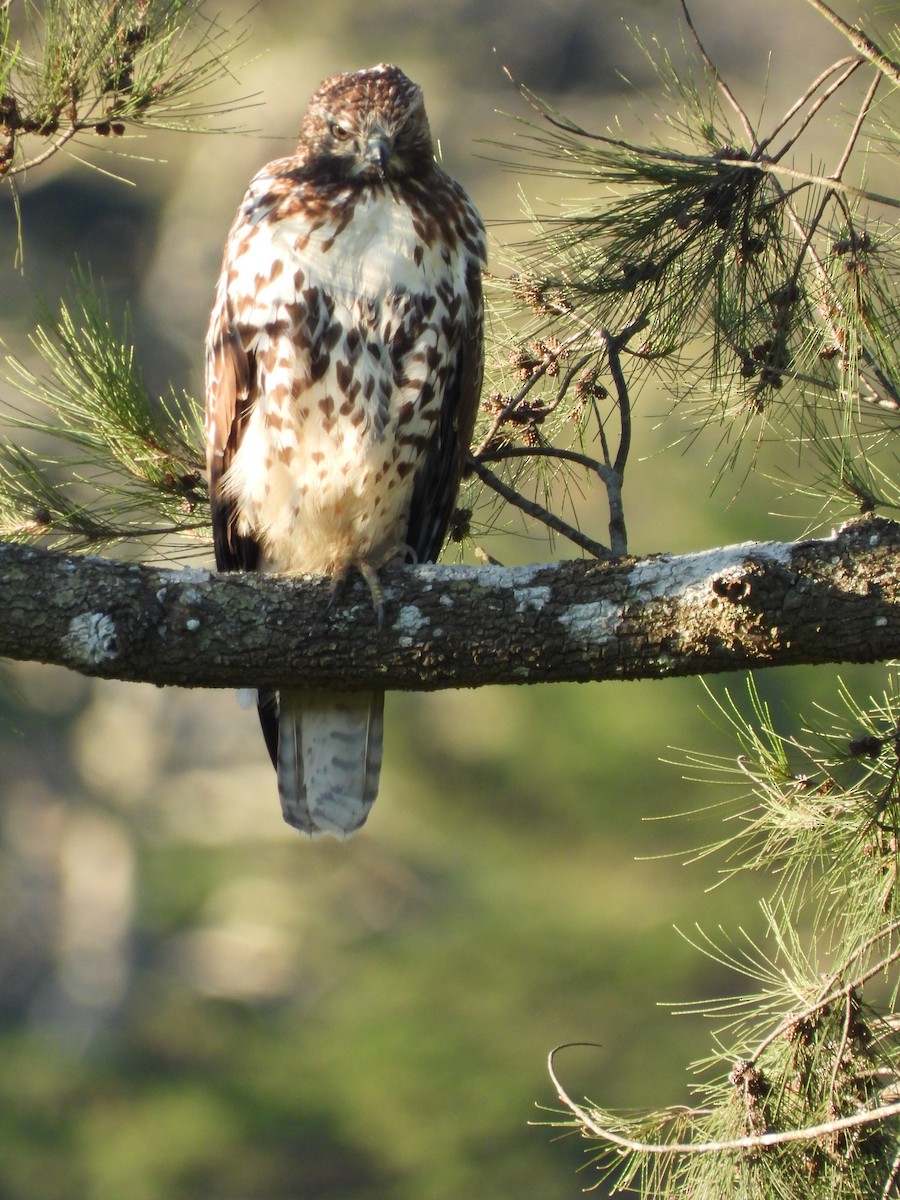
left=206, top=64, right=486, bottom=836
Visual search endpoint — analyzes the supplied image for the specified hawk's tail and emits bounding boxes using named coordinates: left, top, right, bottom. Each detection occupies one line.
left=265, top=689, right=384, bottom=837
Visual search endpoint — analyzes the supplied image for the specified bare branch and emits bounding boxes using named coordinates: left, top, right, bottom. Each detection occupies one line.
left=474, top=445, right=606, bottom=474
left=604, top=328, right=633, bottom=479
left=2, top=124, right=81, bottom=177
left=831, top=67, right=882, bottom=181
left=468, top=457, right=613, bottom=559
left=756, top=56, right=862, bottom=156
left=766, top=58, right=864, bottom=163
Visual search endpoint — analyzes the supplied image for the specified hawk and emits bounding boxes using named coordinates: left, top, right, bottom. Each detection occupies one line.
left=205, top=64, right=486, bottom=837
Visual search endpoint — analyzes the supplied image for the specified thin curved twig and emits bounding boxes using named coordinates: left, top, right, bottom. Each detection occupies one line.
left=833, top=68, right=882, bottom=180
left=4, top=124, right=80, bottom=177
left=548, top=1042, right=900, bottom=1157
left=767, top=59, right=864, bottom=164
left=475, top=444, right=608, bottom=475
left=604, top=328, right=632, bottom=478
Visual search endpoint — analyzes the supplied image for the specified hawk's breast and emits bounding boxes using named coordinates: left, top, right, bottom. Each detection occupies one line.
left=221, top=179, right=472, bottom=576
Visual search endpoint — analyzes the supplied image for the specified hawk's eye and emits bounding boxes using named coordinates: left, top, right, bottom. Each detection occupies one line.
left=330, top=123, right=352, bottom=142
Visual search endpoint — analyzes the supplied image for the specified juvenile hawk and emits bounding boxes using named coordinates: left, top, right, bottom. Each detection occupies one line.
left=205, top=64, right=486, bottom=836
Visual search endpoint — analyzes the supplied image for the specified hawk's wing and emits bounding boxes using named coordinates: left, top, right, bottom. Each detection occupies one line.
left=404, top=257, right=484, bottom=563
left=206, top=302, right=260, bottom=574
left=206, top=290, right=280, bottom=767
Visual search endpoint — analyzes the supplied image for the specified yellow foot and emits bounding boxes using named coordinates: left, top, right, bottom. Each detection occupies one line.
left=358, top=562, right=385, bottom=630
left=326, top=566, right=350, bottom=612
left=326, top=562, right=385, bottom=629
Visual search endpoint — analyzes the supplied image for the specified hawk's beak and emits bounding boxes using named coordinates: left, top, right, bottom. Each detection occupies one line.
left=364, top=130, right=391, bottom=178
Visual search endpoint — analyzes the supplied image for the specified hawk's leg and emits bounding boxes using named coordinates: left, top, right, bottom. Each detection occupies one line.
left=357, top=562, right=386, bottom=630
left=326, top=544, right=420, bottom=628
left=326, top=562, right=385, bottom=629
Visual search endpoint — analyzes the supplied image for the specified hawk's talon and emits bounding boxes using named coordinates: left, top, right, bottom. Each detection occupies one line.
left=326, top=562, right=385, bottom=628
left=358, top=562, right=386, bottom=629
left=326, top=570, right=349, bottom=613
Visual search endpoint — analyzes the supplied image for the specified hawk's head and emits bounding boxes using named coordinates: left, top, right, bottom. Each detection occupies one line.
left=297, top=64, right=435, bottom=184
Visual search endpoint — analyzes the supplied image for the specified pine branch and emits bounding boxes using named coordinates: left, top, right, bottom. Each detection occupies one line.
left=0, top=0, right=253, bottom=183
left=803, top=0, right=900, bottom=87
left=0, top=269, right=207, bottom=553
left=548, top=1044, right=900, bottom=1156
left=487, top=11, right=900, bottom=530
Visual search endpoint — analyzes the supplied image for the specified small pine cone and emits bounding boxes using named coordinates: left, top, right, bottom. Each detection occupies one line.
left=510, top=346, right=541, bottom=380
left=447, top=507, right=472, bottom=542
left=848, top=734, right=883, bottom=758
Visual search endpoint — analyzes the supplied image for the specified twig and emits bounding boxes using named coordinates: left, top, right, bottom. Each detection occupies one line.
left=827, top=991, right=855, bottom=1108
left=756, top=56, right=861, bottom=157
left=475, top=442, right=628, bottom=554
left=803, top=0, right=900, bottom=87
left=3, top=124, right=80, bottom=177
left=475, top=444, right=608, bottom=474
left=595, top=328, right=634, bottom=555
left=548, top=1043, right=900, bottom=1157
left=768, top=59, right=864, bottom=164
left=882, top=1141, right=900, bottom=1199
left=717, top=156, right=900, bottom=211
left=604, top=329, right=632, bottom=478
left=679, top=0, right=757, bottom=150
left=468, top=458, right=613, bottom=559
left=840, top=86, right=882, bottom=186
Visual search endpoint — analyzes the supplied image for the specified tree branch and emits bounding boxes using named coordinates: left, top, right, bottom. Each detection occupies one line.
left=548, top=1039, right=900, bottom=1156
left=2, top=517, right=900, bottom=691
left=803, top=0, right=900, bottom=87
left=468, top=458, right=613, bottom=560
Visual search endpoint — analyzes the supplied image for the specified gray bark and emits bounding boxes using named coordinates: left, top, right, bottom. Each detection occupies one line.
left=1, top=516, right=898, bottom=691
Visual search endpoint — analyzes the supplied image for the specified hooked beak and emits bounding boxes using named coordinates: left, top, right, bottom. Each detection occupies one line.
left=364, top=130, right=392, bottom=178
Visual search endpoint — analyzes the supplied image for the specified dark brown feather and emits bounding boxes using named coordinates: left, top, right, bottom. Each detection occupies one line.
left=207, top=312, right=260, bottom=573
left=207, top=306, right=277, bottom=758
left=405, top=261, right=483, bottom=563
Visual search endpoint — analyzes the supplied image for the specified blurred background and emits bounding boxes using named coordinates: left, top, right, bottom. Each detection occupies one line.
left=0, top=1, right=893, bottom=1197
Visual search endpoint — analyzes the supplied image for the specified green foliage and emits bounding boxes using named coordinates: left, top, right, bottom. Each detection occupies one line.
left=1, top=0, right=249, bottom=149
left=476, top=2, right=900, bottom=561
left=0, top=1, right=248, bottom=555
left=547, top=675, right=900, bottom=1196
left=0, top=269, right=207, bottom=553
left=476, top=4, right=900, bottom=1195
